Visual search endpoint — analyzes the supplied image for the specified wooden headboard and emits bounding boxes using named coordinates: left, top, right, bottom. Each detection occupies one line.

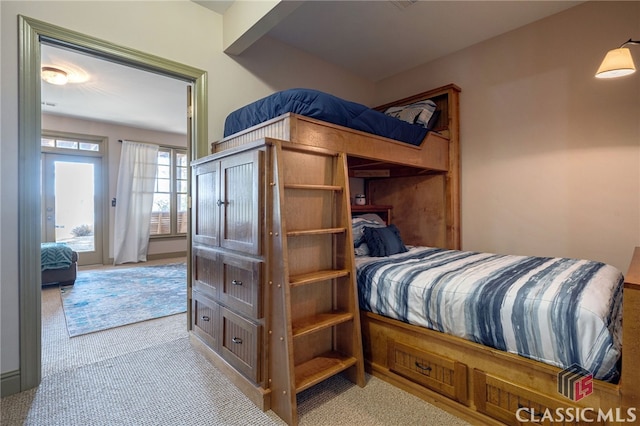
left=374, top=83, right=461, bottom=138
left=357, top=84, right=461, bottom=250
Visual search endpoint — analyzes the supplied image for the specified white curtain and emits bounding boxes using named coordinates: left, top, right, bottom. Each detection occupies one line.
left=113, top=141, right=159, bottom=265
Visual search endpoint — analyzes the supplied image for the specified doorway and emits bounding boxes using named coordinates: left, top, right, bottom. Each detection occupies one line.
left=41, top=152, right=104, bottom=266
left=17, top=15, right=207, bottom=392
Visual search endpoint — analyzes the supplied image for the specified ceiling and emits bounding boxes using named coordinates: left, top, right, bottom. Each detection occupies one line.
left=40, top=1, right=582, bottom=135
left=264, top=1, right=582, bottom=82
left=41, top=44, right=191, bottom=135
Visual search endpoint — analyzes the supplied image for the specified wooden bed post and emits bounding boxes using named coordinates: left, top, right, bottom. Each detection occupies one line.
left=621, top=247, right=640, bottom=412
left=443, top=85, right=461, bottom=250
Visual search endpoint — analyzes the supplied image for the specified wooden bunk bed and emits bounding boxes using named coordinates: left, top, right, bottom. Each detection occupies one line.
left=190, top=84, right=639, bottom=426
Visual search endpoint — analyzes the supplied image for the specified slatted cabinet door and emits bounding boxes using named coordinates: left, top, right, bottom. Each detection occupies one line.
left=192, top=160, right=220, bottom=247
left=192, top=149, right=263, bottom=255
left=220, top=151, right=263, bottom=255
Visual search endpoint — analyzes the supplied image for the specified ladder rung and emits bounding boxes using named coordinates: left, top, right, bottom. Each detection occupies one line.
left=294, top=352, right=358, bottom=393
left=287, top=227, right=346, bottom=237
left=289, top=269, right=349, bottom=287
left=284, top=184, right=343, bottom=191
left=292, top=311, right=354, bottom=338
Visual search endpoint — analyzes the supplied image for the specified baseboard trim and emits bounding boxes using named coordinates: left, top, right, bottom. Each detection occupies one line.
left=1, top=369, right=22, bottom=397
left=106, top=251, right=187, bottom=265
left=147, top=251, right=187, bottom=261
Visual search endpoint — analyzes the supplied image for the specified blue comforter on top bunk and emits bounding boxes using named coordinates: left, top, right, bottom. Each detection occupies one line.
left=223, top=88, right=429, bottom=145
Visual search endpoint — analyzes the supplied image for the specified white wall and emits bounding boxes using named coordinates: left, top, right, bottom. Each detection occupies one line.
left=41, top=113, right=189, bottom=259
left=1, top=0, right=371, bottom=385
left=376, top=1, right=640, bottom=273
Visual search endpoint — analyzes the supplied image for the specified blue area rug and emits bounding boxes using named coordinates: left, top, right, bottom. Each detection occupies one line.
left=61, top=263, right=187, bottom=337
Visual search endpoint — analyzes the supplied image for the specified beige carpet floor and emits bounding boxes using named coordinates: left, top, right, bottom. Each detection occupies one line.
left=1, top=261, right=471, bottom=426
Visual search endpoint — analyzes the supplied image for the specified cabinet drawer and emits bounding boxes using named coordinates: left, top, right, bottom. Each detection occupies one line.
left=219, top=254, right=263, bottom=319
left=192, top=246, right=220, bottom=298
left=388, top=339, right=468, bottom=404
left=192, top=293, right=219, bottom=351
left=474, top=370, right=605, bottom=426
left=220, top=306, right=261, bottom=383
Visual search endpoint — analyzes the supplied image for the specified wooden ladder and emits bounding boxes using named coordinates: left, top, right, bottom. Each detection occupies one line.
left=268, top=141, right=365, bottom=425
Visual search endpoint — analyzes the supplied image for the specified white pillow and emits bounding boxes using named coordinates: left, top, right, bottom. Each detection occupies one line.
left=352, top=217, right=386, bottom=256
left=356, top=213, right=386, bottom=225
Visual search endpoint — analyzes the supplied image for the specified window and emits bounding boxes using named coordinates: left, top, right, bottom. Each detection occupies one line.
left=41, top=136, right=100, bottom=152
left=150, top=147, right=188, bottom=236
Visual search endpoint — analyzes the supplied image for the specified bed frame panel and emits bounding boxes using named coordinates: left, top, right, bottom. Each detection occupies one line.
left=215, top=113, right=449, bottom=171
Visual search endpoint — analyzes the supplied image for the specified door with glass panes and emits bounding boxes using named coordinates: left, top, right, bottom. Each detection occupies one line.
left=41, top=152, right=104, bottom=266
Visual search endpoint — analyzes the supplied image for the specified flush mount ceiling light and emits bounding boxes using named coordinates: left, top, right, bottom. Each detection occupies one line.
left=595, top=39, right=640, bottom=79
left=41, top=66, right=68, bottom=85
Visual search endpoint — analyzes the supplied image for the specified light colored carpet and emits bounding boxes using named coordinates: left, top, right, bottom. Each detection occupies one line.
left=1, top=262, right=471, bottom=426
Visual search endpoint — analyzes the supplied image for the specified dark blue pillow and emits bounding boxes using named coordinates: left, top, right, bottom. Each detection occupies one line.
left=363, top=225, right=408, bottom=257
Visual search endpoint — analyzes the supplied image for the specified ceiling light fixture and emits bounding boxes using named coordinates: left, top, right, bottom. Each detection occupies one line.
left=595, top=38, right=640, bottom=79
left=41, top=66, right=69, bottom=85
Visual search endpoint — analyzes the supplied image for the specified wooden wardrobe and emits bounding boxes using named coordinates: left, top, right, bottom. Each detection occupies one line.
left=190, top=139, right=366, bottom=425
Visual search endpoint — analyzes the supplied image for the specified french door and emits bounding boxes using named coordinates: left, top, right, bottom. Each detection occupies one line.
left=42, top=153, right=104, bottom=266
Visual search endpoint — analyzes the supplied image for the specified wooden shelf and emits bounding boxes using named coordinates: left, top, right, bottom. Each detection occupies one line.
left=350, top=204, right=392, bottom=212
left=289, top=269, right=349, bottom=288
left=292, top=310, right=353, bottom=338
left=287, top=227, right=346, bottom=237
left=267, top=143, right=365, bottom=424
left=284, top=183, right=343, bottom=191
left=350, top=204, right=392, bottom=225
left=294, top=351, right=358, bottom=393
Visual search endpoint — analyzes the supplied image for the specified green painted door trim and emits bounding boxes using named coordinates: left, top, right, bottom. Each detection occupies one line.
left=17, top=15, right=206, bottom=393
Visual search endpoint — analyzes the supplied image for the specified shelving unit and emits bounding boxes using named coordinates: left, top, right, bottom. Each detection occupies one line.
left=268, top=141, right=365, bottom=425
left=190, top=139, right=364, bottom=426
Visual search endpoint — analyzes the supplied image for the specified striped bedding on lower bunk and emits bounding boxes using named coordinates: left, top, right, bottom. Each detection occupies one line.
left=355, top=246, right=624, bottom=382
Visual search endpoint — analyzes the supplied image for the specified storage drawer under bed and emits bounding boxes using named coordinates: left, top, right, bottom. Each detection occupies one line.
left=474, top=370, right=606, bottom=426
left=388, top=339, right=468, bottom=404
